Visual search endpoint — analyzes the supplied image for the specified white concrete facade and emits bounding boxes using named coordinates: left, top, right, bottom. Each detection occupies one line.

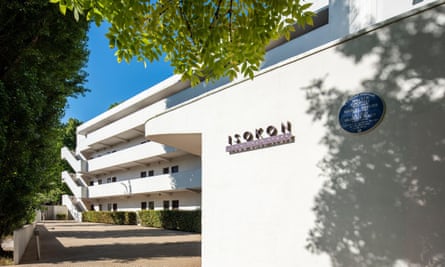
left=63, top=0, right=444, bottom=266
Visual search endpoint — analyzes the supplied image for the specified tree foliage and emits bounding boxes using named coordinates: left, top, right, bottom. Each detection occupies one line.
left=51, top=0, right=314, bottom=85
left=0, top=1, right=89, bottom=237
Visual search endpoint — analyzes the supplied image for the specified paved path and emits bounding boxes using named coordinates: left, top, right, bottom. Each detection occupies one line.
left=19, top=221, right=201, bottom=267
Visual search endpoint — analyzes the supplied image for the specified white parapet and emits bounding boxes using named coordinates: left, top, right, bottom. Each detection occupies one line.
left=89, top=169, right=201, bottom=198
left=13, top=223, right=36, bottom=264
left=62, top=195, right=83, bottom=222
left=61, top=147, right=87, bottom=173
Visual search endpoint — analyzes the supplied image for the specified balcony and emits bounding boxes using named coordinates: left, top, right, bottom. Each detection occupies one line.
left=87, top=141, right=182, bottom=174
left=88, top=169, right=201, bottom=198
left=61, top=147, right=87, bottom=173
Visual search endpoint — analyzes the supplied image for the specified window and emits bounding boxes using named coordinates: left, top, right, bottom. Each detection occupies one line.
left=99, top=204, right=103, bottom=211
left=113, top=203, right=118, bottom=211
left=107, top=177, right=111, bottom=183
left=141, top=202, right=147, bottom=210
left=163, top=167, right=169, bottom=174
left=89, top=181, right=94, bottom=186
left=148, top=201, right=155, bottom=210
left=171, top=165, right=179, bottom=173
left=163, top=200, right=170, bottom=210
left=107, top=203, right=112, bottom=211
left=98, top=179, right=102, bottom=185
left=141, top=171, right=147, bottom=177
left=172, top=200, right=179, bottom=210
left=148, top=170, right=154, bottom=177
left=112, top=176, right=117, bottom=182
left=90, top=204, right=95, bottom=211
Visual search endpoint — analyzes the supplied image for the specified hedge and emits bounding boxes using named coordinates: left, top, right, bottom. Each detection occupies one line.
left=139, top=210, right=201, bottom=233
left=82, top=211, right=137, bottom=225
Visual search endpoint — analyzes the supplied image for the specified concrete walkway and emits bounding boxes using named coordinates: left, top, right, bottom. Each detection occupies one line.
left=18, top=221, right=201, bottom=267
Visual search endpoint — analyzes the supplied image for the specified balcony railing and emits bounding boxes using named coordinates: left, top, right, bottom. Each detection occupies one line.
left=87, top=141, right=177, bottom=173
left=62, top=171, right=87, bottom=199
left=88, top=169, right=201, bottom=198
left=61, top=147, right=87, bottom=173
left=62, top=195, right=84, bottom=222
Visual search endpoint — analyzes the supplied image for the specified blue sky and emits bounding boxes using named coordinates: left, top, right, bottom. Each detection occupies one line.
left=62, top=23, right=173, bottom=123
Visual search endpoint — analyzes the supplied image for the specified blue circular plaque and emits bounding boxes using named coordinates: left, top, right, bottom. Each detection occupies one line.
left=338, top=92, right=385, bottom=134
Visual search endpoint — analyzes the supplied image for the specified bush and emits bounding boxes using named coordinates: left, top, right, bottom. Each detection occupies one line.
left=82, top=211, right=137, bottom=225
left=139, top=210, right=201, bottom=233
left=56, top=213, right=67, bottom=220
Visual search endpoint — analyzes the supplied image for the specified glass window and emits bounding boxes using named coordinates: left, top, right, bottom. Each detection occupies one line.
left=148, top=201, right=155, bottom=210
left=148, top=170, right=154, bottom=177
left=141, top=171, right=147, bottom=177
left=89, top=181, right=94, bottom=186
left=113, top=203, right=117, bottom=211
left=141, top=202, right=147, bottom=210
left=99, top=204, right=102, bottom=211
left=98, top=179, right=102, bottom=185
left=163, top=200, right=170, bottom=210
left=163, top=167, right=169, bottom=174
left=112, top=177, right=117, bottom=182
left=171, top=166, right=179, bottom=173
left=172, top=200, right=179, bottom=210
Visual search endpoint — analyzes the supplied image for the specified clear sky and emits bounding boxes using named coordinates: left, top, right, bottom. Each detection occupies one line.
left=62, top=23, right=174, bottom=123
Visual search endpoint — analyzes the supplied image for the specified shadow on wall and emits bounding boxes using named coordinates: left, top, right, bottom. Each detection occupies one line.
left=304, top=5, right=445, bottom=267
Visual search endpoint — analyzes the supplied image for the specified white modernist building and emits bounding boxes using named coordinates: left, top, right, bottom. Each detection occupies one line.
left=62, top=0, right=445, bottom=266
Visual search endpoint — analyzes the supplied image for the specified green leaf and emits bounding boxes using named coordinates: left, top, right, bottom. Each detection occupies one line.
left=59, top=4, right=67, bottom=15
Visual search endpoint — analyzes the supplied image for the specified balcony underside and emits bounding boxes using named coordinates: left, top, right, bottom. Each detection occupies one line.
left=146, top=133, right=201, bottom=156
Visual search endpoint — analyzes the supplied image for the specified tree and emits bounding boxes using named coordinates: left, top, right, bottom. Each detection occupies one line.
left=107, top=102, right=121, bottom=110
left=36, top=118, right=82, bottom=206
left=0, top=1, right=89, bottom=238
left=50, top=0, right=314, bottom=85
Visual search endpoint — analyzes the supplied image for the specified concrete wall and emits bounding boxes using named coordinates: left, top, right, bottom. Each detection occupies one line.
left=41, top=205, right=68, bottom=220
left=145, top=2, right=445, bottom=266
left=13, top=224, right=35, bottom=264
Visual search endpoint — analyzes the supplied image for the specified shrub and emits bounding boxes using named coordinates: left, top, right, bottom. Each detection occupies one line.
left=82, top=211, right=137, bottom=225
left=56, top=213, right=67, bottom=220
left=139, top=210, right=201, bottom=233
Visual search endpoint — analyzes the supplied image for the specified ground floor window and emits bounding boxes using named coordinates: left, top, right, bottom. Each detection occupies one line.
left=113, top=203, right=118, bottom=211
left=99, top=204, right=102, bottom=211
left=90, top=204, right=94, bottom=211
left=172, top=200, right=179, bottom=210
left=171, top=165, right=179, bottom=173
left=107, top=203, right=112, bottom=211
left=163, top=200, right=170, bottom=210
left=141, top=201, right=147, bottom=210
left=148, top=201, right=155, bottom=210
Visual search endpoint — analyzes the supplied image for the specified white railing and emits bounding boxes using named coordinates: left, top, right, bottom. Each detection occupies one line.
left=62, top=171, right=87, bottom=199
left=88, top=169, right=201, bottom=198
left=61, top=147, right=87, bottom=173
left=88, top=141, right=176, bottom=173
left=62, top=195, right=83, bottom=222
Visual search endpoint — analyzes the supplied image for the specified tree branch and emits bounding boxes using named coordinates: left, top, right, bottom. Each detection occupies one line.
left=229, top=0, right=233, bottom=42
left=179, top=0, right=195, bottom=45
left=209, top=0, right=223, bottom=30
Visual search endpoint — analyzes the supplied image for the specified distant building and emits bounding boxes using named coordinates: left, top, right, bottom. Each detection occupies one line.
left=62, top=1, right=445, bottom=266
